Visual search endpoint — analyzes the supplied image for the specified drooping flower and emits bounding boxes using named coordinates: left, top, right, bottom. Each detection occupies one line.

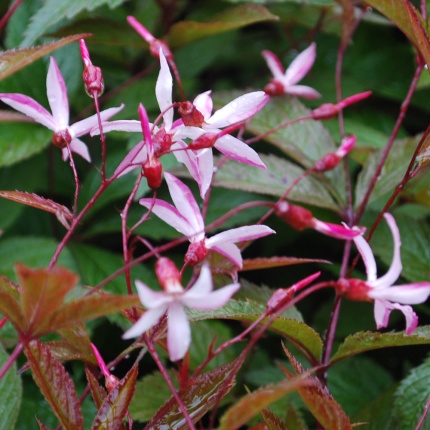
left=140, top=172, right=275, bottom=268
left=338, top=213, right=430, bottom=334
left=313, top=135, right=356, bottom=172
left=262, top=43, right=321, bottom=98
left=0, top=57, right=123, bottom=162
left=274, top=201, right=364, bottom=240
left=123, top=258, right=240, bottom=361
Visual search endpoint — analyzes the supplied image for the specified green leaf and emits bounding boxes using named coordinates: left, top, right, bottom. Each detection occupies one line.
left=0, top=34, right=89, bottom=80
left=331, top=327, right=430, bottom=363
left=25, top=340, right=84, bottom=430
left=0, top=122, right=53, bottom=167
left=0, top=342, right=22, bottom=430
left=394, top=356, right=430, bottom=429
left=165, top=4, right=279, bottom=48
left=212, top=155, right=339, bottom=210
left=21, top=0, right=128, bottom=47
left=91, top=365, right=137, bottom=430
left=187, top=297, right=323, bottom=362
left=145, top=357, right=241, bottom=429
left=219, top=374, right=310, bottom=430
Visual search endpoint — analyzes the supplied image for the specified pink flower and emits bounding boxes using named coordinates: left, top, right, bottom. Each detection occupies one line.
left=123, top=258, right=240, bottom=361
left=275, top=201, right=364, bottom=240
left=140, top=173, right=275, bottom=267
left=262, top=43, right=321, bottom=98
left=0, top=57, right=123, bottom=162
left=339, top=213, right=430, bottom=334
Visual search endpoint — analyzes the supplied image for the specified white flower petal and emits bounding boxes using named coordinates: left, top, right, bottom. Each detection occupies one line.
left=182, top=283, right=240, bottom=310
left=135, top=280, right=173, bottom=308
left=167, top=302, right=191, bottom=361
left=209, top=242, right=243, bottom=267
left=193, top=91, right=213, bottom=120
left=122, top=305, right=168, bottom=339
left=156, top=50, right=174, bottom=130
left=262, top=50, right=285, bottom=80
left=71, top=105, right=124, bottom=137
left=283, top=43, right=316, bottom=85
left=206, top=225, right=274, bottom=246
left=47, top=57, right=69, bottom=128
left=369, top=283, right=430, bottom=305
left=353, top=233, right=377, bottom=284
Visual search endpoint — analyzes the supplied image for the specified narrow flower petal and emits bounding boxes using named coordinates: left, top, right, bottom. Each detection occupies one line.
left=164, top=173, right=205, bottom=238
left=156, top=50, right=174, bottom=130
left=183, top=283, right=240, bottom=310
left=122, top=305, right=168, bottom=339
left=369, top=283, right=430, bottom=305
left=209, top=241, right=243, bottom=267
left=193, top=91, right=213, bottom=120
left=206, top=92, right=269, bottom=128
left=47, top=57, right=69, bottom=128
left=373, top=299, right=391, bottom=330
left=0, top=93, right=56, bottom=130
left=167, top=301, right=191, bottom=361
left=63, top=138, right=91, bottom=162
left=214, top=134, right=266, bottom=168
left=352, top=231, right=378, bottom=283
left=374, top=300, right=418, bottom=335
left=262, top=50, right=285, bottom=80
left=91, top=120, right=142, bottom=136
left=115, top=141, right=148, bottom=177
left=71, top=105, right=124, bottom=137
left=283, top=43, right=316, bottom=85
left=371, top=213, right=402, bottom=289
left=313, top=220, right=364, bottom=240
left=183, top=264, right=213, bottom=297
left=136, top=280, right=174, bottom=308
left=139, top=197, right=196, bottom=238
left=283, top=84, right=321, bottom=100
left=206, top=225, right=275, bottom=246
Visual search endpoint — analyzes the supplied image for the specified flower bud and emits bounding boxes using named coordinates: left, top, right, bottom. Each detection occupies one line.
left=178, top=101, right=205, bottom=127
left=155, top=257, right=182, bottom=293
left=336, top=278, right=372, bottom=302
left=82, top=65, right=104, bottom=98
left=188, top=133, right=217, bottom=150
left=143, top=156, right=163, bottom=190
left=184, top=240, right=208, bottom=266
left=264, top=79, right=285, bottom=96
left=52, top=129, right=72, bottom=149
left=275, top=201, right=314, bottom=231
left=313, top=153, right=340, bottom=172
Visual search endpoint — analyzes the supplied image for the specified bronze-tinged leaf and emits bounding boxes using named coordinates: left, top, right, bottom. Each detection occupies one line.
left=85, top=367, right=108, bottom=410
left=145, top=356, right=243, bottom=429
left=16, top=264, right=78, bottom=336
left=0, top=191, right=73, bottom=229
left=261, top=408, right=287, bottom=430
left=242, top=256, right=331, bottom=271
left=282, top=345, right=352, bottom=430
left=0, top=276, right=23, bottom=330
left=0, top=110, right=33, bottom=122
left=36, top=417, right=51, bottom=430
left=218, top=374, right=310, bottom=430
left=91, top=365, right=138, bottom=430
left=38, top=294, right=140, bottom=336
left=335, top=0, right=355, bottom=44
left=0, top=34, right=91, bottom=81
left=25, top=340, right=84, bottom=430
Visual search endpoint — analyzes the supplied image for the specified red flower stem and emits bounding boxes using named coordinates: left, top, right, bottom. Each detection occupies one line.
left=66, top=146, right=81, bottom=215
left=0, top=341, right=23, bottom=380
left=0, top=317, right=7, bottom=330
left=48, top=178, right=114, bottom=269
left=144, top=334, right=196, bottom=430
left=245, top=115, right=312, bottom=145
left=416, top=395, right=430, bottom=429
left=92, top=94, right=108, bottom=183
left=355, top=59, right=424, bottom=223
left=0, top=0, right=23, bottom=32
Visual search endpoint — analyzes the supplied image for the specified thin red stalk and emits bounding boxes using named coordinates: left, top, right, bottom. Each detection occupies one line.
left=144, top=334, right=196, bottom=430
left=0, top=341, right=23, bottom=380
left=0, top=0, right=23, bottom=32
left=416, top=395, right=430, bottom=429
left=92, top=95, right=108, bottom=182
left=0, top=317, right=7, bottom=330
left=355, top=60, right=424, bottom=223
left=66, top=146, right=81, bottom=215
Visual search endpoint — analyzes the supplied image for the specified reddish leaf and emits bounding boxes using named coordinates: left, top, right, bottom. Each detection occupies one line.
left=85, top=367, right=108, bottom=410
left=0, top=191, right=73, bottom=229
left=335, top=0, right=355, bottom=44
left=282, top=345, right=352, bottom=430
left=146, top=356, right=243, bottom=429
left=25, top=340, right=83, bottom=430
left=241, top=256, right=330, bottom=271
left=218, top=374, right=310, bottom=430
left=0, top=110, right=32, bottom=122
left=37, top=293, right=140, bottom=336
left=16, top=264, right=78, bottom=336
left=91, top=365, right=138, bottom=430
left=36, top=417, right=51, bottom=430
left=261, top=408, right=287, bottom=430
left=0, top=34, right=91, bottom=81
left=0, top=276, right=23, bottom=330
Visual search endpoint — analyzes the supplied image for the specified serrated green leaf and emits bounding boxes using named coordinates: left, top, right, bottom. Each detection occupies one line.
left=187, top=298, right=322, bottom=362
left=0, top=342, right=22, bottom=430
left=25, top=340, right=84, bottom=430
left=0, top=34, right=89, bottom=80
left=165, top=4, right=279, bottom=48
left=212, top=155, right=339, bottom=210
left=331, top=326, right=430, bottom=363
left=394, top=356, right=430, bottom=429
left=0, top=122, right=52, bottom=167
left=22, top=0, right=128, bottom=47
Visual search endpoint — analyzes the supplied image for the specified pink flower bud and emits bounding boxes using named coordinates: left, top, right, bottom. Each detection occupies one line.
left=90, top=343, right=120, bottom=393
left=274, top=201, right=314, bottom=231
left=188, top=133, right=217, bottom=150
left=313, top=153, right=340, bottom=172
left=79, top=39, right=104, bottom=98
left=336, top=278, right=373, bottom=302
left=155, top=257, right=182, bottom=293
left=184, top=240, right=209, bottom=266
left=143, top=156, right=163, bottom=190
left=178, top=101, right=205, bottom=127
left=264, top=79, right=285, bottom=96
left=52, top=129, right=72, bottom=149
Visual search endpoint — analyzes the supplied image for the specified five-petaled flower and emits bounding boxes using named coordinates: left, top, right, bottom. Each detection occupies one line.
left=123, top=258, right=240, bottom=361
left=0, top=56, right=123, bottom=162
left=140, top=172, right=275, bottom=268
left=338, top=213, right=430, bottom=334
left=262, top=43, right=321, bottom=98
